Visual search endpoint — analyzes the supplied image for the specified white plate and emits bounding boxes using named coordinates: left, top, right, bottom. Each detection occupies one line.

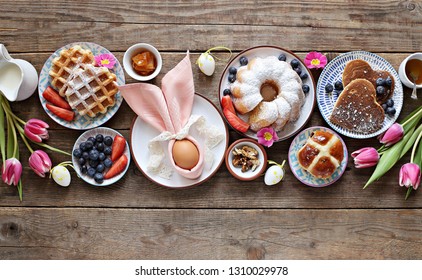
left=72, top=127, right=130, bottom=186
left=218, top=45, right=316, bottom=141
left=317, top=51, right=403, bottom=139
left=38, top=42, right=125, bottom=130
left=130, top=94, right=229, bottom=188
left=288, top=126, right=348, bottom=187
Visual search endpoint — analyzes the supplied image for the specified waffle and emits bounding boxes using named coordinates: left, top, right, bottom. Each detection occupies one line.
left=64, top=64, right=118, bottom=118
left=49, top=45, right=95, bottom=96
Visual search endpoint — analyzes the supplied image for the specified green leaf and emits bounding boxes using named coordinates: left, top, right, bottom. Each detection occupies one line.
left=6, top=115, right=14, bottom=159
left=364, top=130, right=414, bottom=189
left=400, top=124, right=422, bottom=158
left=402, top=107, right=422, bottom=133
left=0, top=95, right=5, bottom=163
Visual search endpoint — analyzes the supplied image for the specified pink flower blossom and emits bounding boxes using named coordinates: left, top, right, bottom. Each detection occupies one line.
left=351, top=147, right=380, bottom=168
left=400, top=163, right=421, bottom=191
left=304, top=51, right=327, bottom=69
left=29, top=150, right=52, bottom=178
left=95, top=53, right=116, bottom=69
left=2, top=158, right=22, bottom=186
left=257, top=127, right=279, bottom=147
left=24, top=118, right=49, bottom=143
left=378, top=123, right=404, bottom=147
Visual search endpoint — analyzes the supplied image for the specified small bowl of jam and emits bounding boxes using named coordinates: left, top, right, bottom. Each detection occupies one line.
left=123, top=43, right=162, bottom=81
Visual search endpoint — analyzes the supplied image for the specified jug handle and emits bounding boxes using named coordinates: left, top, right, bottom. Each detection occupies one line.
left=0, top=44, right=13, bottom=61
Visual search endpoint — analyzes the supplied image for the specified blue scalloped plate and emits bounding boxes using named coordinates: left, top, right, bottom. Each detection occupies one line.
left=38, top=42, right=125, bottom=130
left=288, top=126, right=348, bottom=187
left=317, top=51, right=403, bottom=139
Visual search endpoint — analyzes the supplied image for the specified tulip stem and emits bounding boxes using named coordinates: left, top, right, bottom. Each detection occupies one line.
left=405, top=187, right=412, bottom=200
left=31, top=141, right=72, bottom=156
left=0, top=98, right=25, bottom=125
left=402, top=107, right=422, bottom=128
left=17, top=180, right=23, bottom=202
left=6, top=114, right=18, bottom=159
left=18, top=130, right=34, bottom=154
left=410, top=129, right=422, bottom=164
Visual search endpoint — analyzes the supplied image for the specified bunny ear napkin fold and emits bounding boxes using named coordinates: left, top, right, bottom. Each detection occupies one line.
left=119, top=52, right=224, bottom=180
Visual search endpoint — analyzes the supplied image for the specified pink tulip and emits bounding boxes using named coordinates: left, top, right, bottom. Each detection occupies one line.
left=378, top=123, right=404, bottom=147
left=24, top=119, right=49, bottom=143
left=2, top=158, right=22, bottom=186
left=399, top=163, right=421, bottom=190
left=351, top=147, right=380, bottom=168
left=29, top=150, right=52, bottom=178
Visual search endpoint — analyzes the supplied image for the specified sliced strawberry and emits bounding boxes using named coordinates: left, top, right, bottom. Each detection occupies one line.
left=223, top=107, right=250, bottom=133
left=104, top=154, right=128, bottom=179
left=221, top=95, right=236, bottom=114
left=111, top=135, right=126, bottom=162
left=46, top=104, right=75, bottom=122
left=43, top=86, right=71, bottom=110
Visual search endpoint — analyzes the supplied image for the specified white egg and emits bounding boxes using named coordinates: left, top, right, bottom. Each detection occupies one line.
left=264, top=165, right=284, bottom=186
left=197, top=52, right=215, bottom=76
left=51, top=166, right=71, bottom=187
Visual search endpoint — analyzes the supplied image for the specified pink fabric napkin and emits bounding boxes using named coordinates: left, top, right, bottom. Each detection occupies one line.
left=119, top=52, right=205, bottom=179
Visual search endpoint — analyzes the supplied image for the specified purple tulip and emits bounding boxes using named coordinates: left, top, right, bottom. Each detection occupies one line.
left=351, top=147, right=380, bottom=168
left=378, top=123, right=404, bottom=147
left=399, top=163, right=421, bottom=191
left=29, top=150, right=52, bottom=178
left=2, top=158, right=22, bottom=186
left=24, top=119, right=49, bottom=143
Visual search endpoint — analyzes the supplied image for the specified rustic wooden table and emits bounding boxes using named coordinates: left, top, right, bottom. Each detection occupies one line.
left=0, top=1, right=421, bottom=260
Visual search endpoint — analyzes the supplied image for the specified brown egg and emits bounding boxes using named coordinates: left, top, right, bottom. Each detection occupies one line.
left=172, top=139, right=199, bottom=170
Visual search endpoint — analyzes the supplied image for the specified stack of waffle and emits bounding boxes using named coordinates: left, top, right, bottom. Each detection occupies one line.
left=49, top=45, right=118, bottom=118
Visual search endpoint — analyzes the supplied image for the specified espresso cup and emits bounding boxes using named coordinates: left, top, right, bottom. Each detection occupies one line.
left=398, top=53, right=422, bottom=89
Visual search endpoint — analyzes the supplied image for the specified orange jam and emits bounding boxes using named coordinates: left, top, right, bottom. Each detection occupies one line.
left=132, top=51, right=157, bottom=76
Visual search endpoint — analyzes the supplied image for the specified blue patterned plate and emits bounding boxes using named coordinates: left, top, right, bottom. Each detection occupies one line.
left=317, top=51, right=403, bottom=139
left=288, top=126, right=348, bottom=187
left=38, top=42, right=125, bottom=130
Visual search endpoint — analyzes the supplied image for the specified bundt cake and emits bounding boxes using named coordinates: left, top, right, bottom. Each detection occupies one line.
left=230, top=56, right=305, bottom=132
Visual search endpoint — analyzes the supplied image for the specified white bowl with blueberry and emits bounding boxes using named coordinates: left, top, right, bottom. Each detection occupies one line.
left=72, top=127, right=130, bottom=186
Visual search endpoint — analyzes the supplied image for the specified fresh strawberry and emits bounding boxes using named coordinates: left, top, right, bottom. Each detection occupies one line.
left=221, top=95, right=236, bottom=114
left=111, top=135, right=126, bottom=162
left=223, top=107, right=249, bottom=133
left=104, top=154, right=128, bottom=179
left=46, top=104, right=75, bottom=122
left=43, top=86, right=71, bottom=110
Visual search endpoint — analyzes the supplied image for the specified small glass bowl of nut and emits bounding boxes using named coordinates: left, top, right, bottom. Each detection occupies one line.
left=225, top=139, right=267, bottom=181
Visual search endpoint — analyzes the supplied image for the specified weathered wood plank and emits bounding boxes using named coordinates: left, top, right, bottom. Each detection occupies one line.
left=0, top=208, right=421, bottom=259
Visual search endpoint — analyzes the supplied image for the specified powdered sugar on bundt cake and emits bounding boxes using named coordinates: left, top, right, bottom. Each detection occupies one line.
left=231, top=56, right=305, bottom=132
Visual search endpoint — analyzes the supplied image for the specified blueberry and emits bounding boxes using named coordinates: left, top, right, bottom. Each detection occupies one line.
left=228, top=73, right=236, bottom=83
left=94, top=173, right=104, bottom=184
left=376, top=78, right=385, bottom=87
left=239, top=56, right=248, bottom=66
left=104, top=158, right=113, bottom=168
left=96, top=142, right=105, bottom=152
left=228, top=66, right=237, bottom=75
left=99, top=152, right=106, bottom=161
left=79, top=142, right=87, bottom=151
left=376, top=86, right=386, bottom=95
left=104, top=136, right=113, bottom=146
left=325, top=84, right=334, bottom=93
left=96, top=134, right=104, bottom=143
left=294, top=67, right=302, bottom=75
left=96, top=164, right=105, bottom=173
left=87, top=167, right=96, bottom=178
left=104, top=147, right=112, bottom=156
left=386, top=98, right=394, bottom=107
left=290, top=59, right=300, bottom=69
left=300, top=72, right=308, bottom=80
left=87, top=137, right=96, bottom=145
left=78, top=157, right=86, bottom=166
left=386, top=107, right=396, bottom=117
left=73, top=149, right=82, bottom=158
left=278, top=54, right=286, bottom=61
left=89, top=159, right=99, bottom=168
left=302, top=84, right=310, bottom=94
left=382, top=103, right=388, bottom=112
left=85, top=140, right=94, bottom=150
left=334, top=81, right=343, bottom=91
left=89, top=150, right=99, bottom=161
left=82, top=151, right=89, bottom=160
left=80, top=165, right=87, bottom=174
left=385, top=76, right=393, bottom=87
left=223, top=88, right=231, bottom=96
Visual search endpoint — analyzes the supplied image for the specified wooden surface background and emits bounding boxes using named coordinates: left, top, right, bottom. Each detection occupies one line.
left=1, top=0, right=422, bottom=259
